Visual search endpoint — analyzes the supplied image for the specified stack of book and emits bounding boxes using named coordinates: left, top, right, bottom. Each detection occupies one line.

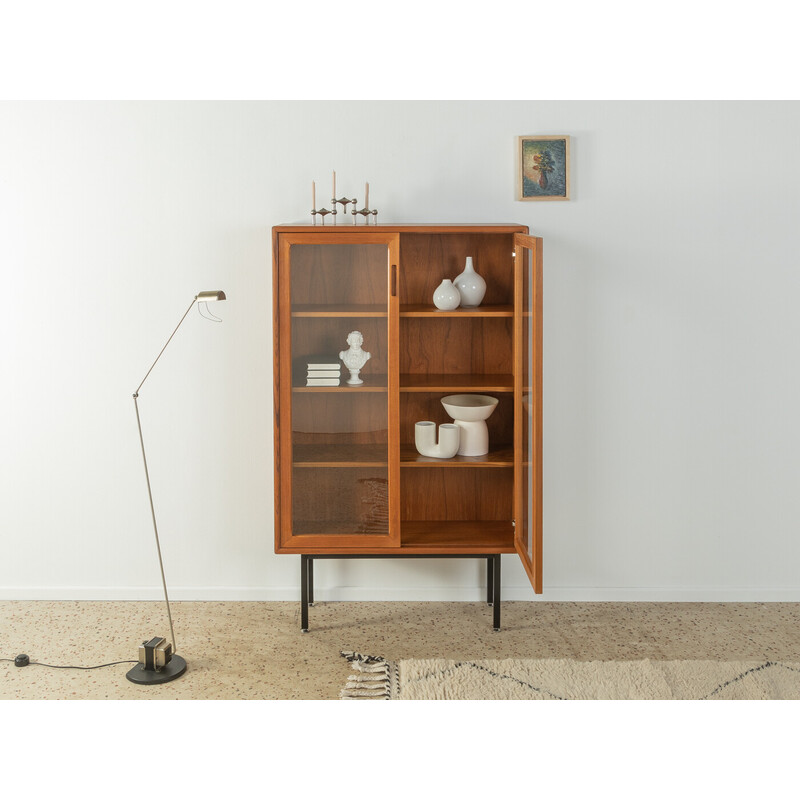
left=306, top=358, right=341, bottom=387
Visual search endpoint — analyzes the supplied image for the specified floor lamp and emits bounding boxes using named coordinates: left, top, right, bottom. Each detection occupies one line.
left=127, top=290, right=226, bottom=685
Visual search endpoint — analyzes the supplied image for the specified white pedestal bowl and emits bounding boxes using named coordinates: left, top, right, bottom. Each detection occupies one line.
left=440, top=394, right=499, bottom=456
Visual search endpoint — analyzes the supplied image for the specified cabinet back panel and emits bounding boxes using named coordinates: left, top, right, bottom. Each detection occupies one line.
left=399, top=233, right=515, bottom=306
left=292, top=393, right=387, bottom=444
left=290, top=244, right=388, bottom=305
left=292, top=317, right=388, bottom=379
left=293, top=467, right=389, bottom=534
left=399, top=392, right=513, bottom=446
left=400, top=469, right=513, bottom=521
left=400, top=317, right=513, bottom=375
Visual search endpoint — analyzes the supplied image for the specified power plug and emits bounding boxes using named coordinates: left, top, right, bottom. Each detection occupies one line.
left=14, top=654, right=30, bottom=667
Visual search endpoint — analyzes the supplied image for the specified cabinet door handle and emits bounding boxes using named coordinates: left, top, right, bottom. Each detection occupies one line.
left=391, top=264, right=397, bottom=297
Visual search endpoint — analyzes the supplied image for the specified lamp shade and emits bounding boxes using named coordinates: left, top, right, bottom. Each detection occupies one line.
left=196, top=290, right=226, bottom=302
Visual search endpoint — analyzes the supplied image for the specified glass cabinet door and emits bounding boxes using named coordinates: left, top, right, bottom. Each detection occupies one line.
left=276, top=233, right=400, bottom=549
left=513, top=234, right=543, bottom=591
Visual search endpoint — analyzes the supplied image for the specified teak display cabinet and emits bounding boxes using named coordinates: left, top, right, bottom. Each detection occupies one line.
left=272, top=223, right=542, bottom=627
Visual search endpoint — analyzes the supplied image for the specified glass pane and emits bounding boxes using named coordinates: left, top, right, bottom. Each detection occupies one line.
left=290, top=243, right=388, bottom=312
left=522, top=247, right=534, bottom=561
left=289, top=243, right=390, bottom=537
left=292, top=466, right=389, bottom=535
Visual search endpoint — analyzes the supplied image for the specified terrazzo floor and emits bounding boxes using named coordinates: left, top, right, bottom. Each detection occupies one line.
left=2, top=600, right=799, bottom=699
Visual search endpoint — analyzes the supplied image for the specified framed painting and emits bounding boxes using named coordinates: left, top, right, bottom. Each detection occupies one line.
left=517, top=135, right=570, bottom=201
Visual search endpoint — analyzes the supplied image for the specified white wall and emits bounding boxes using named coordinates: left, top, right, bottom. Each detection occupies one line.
left=2, top=101, right=799, bottom=601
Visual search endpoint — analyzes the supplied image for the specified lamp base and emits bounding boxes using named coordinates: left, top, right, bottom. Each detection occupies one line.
left=126, top=654, right=187, bottom=685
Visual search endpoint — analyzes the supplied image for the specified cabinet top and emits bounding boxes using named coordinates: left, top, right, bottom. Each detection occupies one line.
left=273, top=222, right=530, bottom=234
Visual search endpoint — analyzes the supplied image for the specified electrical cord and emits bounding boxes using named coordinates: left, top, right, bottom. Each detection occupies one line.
left=2, top=654, right=137, bottom=669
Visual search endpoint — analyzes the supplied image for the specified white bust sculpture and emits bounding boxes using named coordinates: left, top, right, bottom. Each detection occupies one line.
left=340, top=330, right=371, bottom=385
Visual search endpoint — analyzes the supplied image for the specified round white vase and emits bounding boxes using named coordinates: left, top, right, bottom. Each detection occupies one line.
left=433, top=279, right=461, bottom=311
left=453, top=257, right=486, bottom=308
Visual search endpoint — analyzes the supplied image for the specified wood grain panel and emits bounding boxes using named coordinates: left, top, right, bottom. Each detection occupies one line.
left=292, top=467, right=389, bottom=535
left=400, top=468, right=513, bottom=521
left=292, top=393, right=387, bottom=444
left=398, top=233, right=516, bottom=307
left=274, top=224, right=538, bottom=561
left=291, top=316, right=388, bottom=380
left=400, top=521, right=515, bottom=550
left=294, top=443, right=387, bottom=466
left=514, top=234, right=544, bottom=593
left=399, top=374, right=514, bottom=392
left=399, top=392, right=513, bottom=447
left=400, top=317, right=513, bottom=375
left=273, top=227, right=283, bottom=551
left=275, top=224, right=528, bottom=234
left=292, top=304, right=387, bottom=317
left=399, top=444, right=514, bottom=467
left=400, top=304, right=513, bottom=317
left=293, top=381, right=388, bottom=393
left=290, top=243, right=387, bottom=306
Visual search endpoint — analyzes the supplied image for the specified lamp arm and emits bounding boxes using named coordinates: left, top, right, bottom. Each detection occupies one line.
left=134, top=295, right=198, bottom=397
left=131, top=294, right=198, bottom=655
left=133, top=393, right=177, bottom=653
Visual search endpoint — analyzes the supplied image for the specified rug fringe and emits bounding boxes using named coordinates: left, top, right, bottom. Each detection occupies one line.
left=341, top=650, right=386, bottom=665
left=340, top=651, right=392, bottom=699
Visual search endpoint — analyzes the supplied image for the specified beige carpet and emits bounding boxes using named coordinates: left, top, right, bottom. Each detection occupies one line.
left=341, top=651, right=800, bottom=699
left=3, top=600, right=800, bottom=699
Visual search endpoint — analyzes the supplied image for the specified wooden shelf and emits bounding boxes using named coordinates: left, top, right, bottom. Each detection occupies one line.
left=292, top=304, right=512, bottom=318
left=288, top=521, right=516, bottom=551
left=293, top=375, right=388, bottom=392
left=399, top=374, right=514, bottom=392
left=292, top=520, right=389, bottom=537
left=400, top=304, right=513, bottom=318
left=400, top=444, right=514, bottom=467
left=291, top=304, right=387, bottom=317
left=294, top=445, right=512, bottom=467
left=294, top=375, right=513, bottom=392
left=294, top=444, right=387, bottom=467
left=401, top=521, right=515, bottom=552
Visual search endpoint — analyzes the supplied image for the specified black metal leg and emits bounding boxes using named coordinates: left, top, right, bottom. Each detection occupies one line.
left=298, top=553, right=499, bottom=632
left=300, top=555, right=309, bottom=632
left=492, top=555, right=501, bottom=631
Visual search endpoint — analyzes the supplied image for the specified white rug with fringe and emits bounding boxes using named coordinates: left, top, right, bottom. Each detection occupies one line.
left=340, top=651, right=800, bottom=700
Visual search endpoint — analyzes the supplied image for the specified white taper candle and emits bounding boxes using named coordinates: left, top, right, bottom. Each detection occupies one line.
left=312, top=181, right=316, bottom=208
left=365, top=182, right=369, bottom=209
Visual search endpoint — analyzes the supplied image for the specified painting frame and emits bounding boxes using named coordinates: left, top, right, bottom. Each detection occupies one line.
left=517, top=135, right=570, bottom=201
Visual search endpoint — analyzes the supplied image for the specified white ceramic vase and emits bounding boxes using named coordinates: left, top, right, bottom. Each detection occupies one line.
left=441, top=394, right=499, bottom=456
left=453, top=257, right=486, bottom=308
left=414, top=421, right=460, bottom=459
left=433, top=279, right=461, bottom=311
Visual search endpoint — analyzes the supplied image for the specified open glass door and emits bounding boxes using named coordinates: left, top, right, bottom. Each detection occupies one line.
left=514, top=234, right=543, bottom=592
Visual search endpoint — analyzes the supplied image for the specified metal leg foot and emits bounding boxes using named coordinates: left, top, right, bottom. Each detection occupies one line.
left=492, top=555, right=501, bottom=631
left=301, top=555, right=309, bottom=632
